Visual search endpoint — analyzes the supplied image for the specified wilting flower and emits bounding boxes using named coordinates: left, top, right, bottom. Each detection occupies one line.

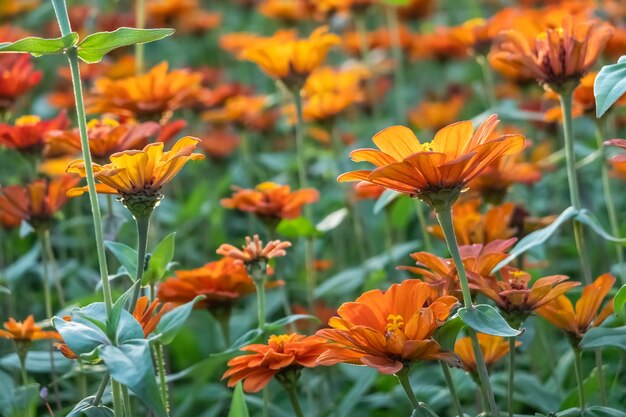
left=338, top=114, right=525, bottom=210
left=0, top=175, right=79, bottom=229
left=0, top=316, right=61, bottom=344
left=0, top=55, right=42, bottom=110
left=605, top=139, right=626, bottom=180
left=408, top=92, right=465, bottom=132
left=221, top=182, right=319, bottom=223
left=316, top=280, right=460, bottom=374
left=490, top=17, right=613, bottom=91
left=455, top=333, right=520, bottom=374
left=222, top=334, right=327, bottom=392
left=87, top=62, right=202, bottom=120
left=471, top=267, right=579, bottom=321
left=537, top=273, right=615, bottom=342
left=217, top=235, right=291, bottom=266
left=132, top=296, right=173, bottom=337
left=0, top=113, right=69, bottom=155
left=158, top=257, right=282, bottom=312
left=66, top=137, right=204, bottom=218
left=242, top=26, right=341, bottom=90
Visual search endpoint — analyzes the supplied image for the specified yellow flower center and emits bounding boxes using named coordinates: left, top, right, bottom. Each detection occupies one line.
left=88, top=118, right=119, bottom=128
left=15, top=115, right=41, bottom=126
left=269, top=334, right=292, bottom=350
left=386, top=314, right=405, bottom=332
left=464, top=18, right=486, bottom=28
left=420, top=141, right=434, bottom=152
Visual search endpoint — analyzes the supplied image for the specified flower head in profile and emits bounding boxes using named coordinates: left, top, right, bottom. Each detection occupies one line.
left=408, top=92, right=465, bottom=132
left=338, top=115, right=526, bottom=210
left=0, top=113, right=69, bottom=155
left=132, top=296, right=173, bottom=337
left=316, top=280, right=460, bottom=374
left=222, top=333, right=327, bottom=392
left=66, top=136, right=204, bottom=218
left=605, top=139, right=626, bottom=181
left=0, top=55, right=42, bottom=110
left=0, top=315, right=61, bottom=344
left=0, top=175, right=79, bottom=230
left=455, top=333, right=520, bottom=374
left=203, top=94, right=277, bottom=132
left=217, top=235, right=291, bottom=267
left=259, top=0, right=311, bottom=23
left=490, top=17, right=613, bottom=91
left=241, top=26, right=340, bottom=90
left=87, top=62, right=202, bottom=120
left=221, top=182, right=319, bottom=224
left=537, top=273, right=615, bottom=342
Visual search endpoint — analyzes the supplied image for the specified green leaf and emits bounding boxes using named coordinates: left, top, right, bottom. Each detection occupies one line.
left=228, top=382, right=250, bottom=417
left=576, top=210, right=626, bottom=243
left=53, top=315, right=110, bottom=356
left=77, top=28, right=175, bottom=63
left=381, top=0, right=411, bottom=5
left=153, top=295, right=204, bottom=345
left=373, top=189, right=400, bottom=214
left=579, top=326, right=626, bottom=350
left=143, top=232, right=176, bottom=285
left=458, top=304, right=522, bottom=337
left=0, top=33, right=78, bottom=56
left=105, top=241, right=137, bottom=278
left=614, top=285, right=626, bottom=316
left=0, top=351, right=72, bottom=374
left=595, top=56, right=626, bottom=117
left=588, top=406, right=626, bottom=417
left=67, top=397, right=115, bottom=417
left=99, top=340, right=166, bottom=417
left=276, top=217, right=321, bottom=238
left=0, top=383, right=40, bottom=417
left=433, top=315, right=464, bottom=351
left=492, top=206, right=578, bottom=273
left=265, top=314, right=320, bottom=331
left=316, top=208, right=348, bottom=232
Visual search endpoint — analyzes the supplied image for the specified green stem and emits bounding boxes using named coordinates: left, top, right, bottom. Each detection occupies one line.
left=135, top=0, right=145, bottom=75
left=559, top=90, right=592, bottom=284
left=284, top=384, right=305, bottom=417
left=396, top=368, right=420, bottom=411
left=38, top=230, right=53, bottom=320
left=508, top=337, right=516, bottom=417
left=253, top=271, right=267, bottom=330
left=439, top=362, right=463, bottom=417
left=121, top=385, right=132, bottom=417
left=293, top=90, right=307, bottom=190
left=354, top=13, right=381, bottom=123
left=595, top=349, right=607, bottom=406
left=477, top=55, right=497, bottom=109
left=384, top=4, right=406, bottom=122
left=415, top=201, right=433, bottom=252
left=42, top=229, right=66, bottom=308
left=154, top=343, right=170, bottom=416
left=129, top=216, right=151, bottom=309
left=17, top=347, right=28, bottom=385
left=573, top=347, right=586, bottom=413
left=436, top=207, right=499, bottom=417
left=262, top=387, right=270, bottom=417
left=92, top=374, right=111, bottom=406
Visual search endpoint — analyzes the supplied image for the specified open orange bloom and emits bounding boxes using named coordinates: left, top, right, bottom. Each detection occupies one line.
left=241, top=26, right=340, bottom=89
left=338, top=115, right=526, bottom=210
left=132, top=296, right=173, bottom=337
left=158, top=257, right=282, bottom=312
left=408, top=93, right=465, bottom=132
left=66, top=137, right=204, bottom=218
left=410, top=28, right=469, bottom=61
left=203, top=95, right=277, bottom=132
left=0, top=315, right=61, bottom=343
left=259, top=0, right=311, bottom=23
left=490, top=17, right=613, bottom=91
left=470, top=267, right=579, bottom=319
left=221, top=182, right=319, bottom=221
left=200, top=127, right=240, bottom=159
left=219, top=30, right=297, bottom=58
left=0, top=113, right=69, bottom=154
left=87, top=62, right=203, bottom=120
left=316, top=280, right=460, bottom=374
left=0, top=175, right=79, bottom=229
left=536, top=273, right=615, bottom=340
left=0, top=55, right=42, bottom=110
left=605, top=139, right=626, bottom=181
left=455, top=333, right=520, bottom=373
left=223, top=334, right=327, bottom=392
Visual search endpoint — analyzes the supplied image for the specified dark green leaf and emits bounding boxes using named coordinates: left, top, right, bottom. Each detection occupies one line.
left=433, top=315, right=464, bottom=351
left=595, top=56, right=626, bottom=117
left=228, top=383, right=250, bottom=417
left=153, top=295, right=204, bottom=345
left=0, top=33, right=78, bottom=56
left=276, top=217, right=321, bottom=238
left=77, top=28, right=175, bottom=63
left=67, top=397, right=115, bottom=417
left=614, top=285, right=626, bottom=316
left=53, top=316, right=109, bottom=356
left=588, top=406, right=626, bottom=417
left=105, top=241, right=137, bottom=278
left=0, top=383, right=39, bottom=417
left=458, top=304, right=521, bottom=337
left=373, top=189, right=400, bottom=214
left=114, top=308, right=144, bottom=344
left=492, top=207, right=578, bottom=273
left=576, top=210, right=626, bottom=243
left=579, top=326, right=626, bottom=350
left=143, top=232, right=176, bottom=285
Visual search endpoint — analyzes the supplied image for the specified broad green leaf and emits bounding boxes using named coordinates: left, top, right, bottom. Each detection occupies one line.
left=99, top=340, right=166, bottom=417
left=458, top=304, right=522, bottom=337
left=0, top=351, right=72, bottom=374
left=595, top=56, right=626, bottom=117
left=67, top=397, right=115, bottom=417
left=114, top=308, right=145, bottom=344
left=0, top=33, right=78, bottom=56
left=153, top=295, right=204, bottom=345
left=276, top=217, right=321, bottom=238
left=228, top=383, right=250, bottom=417
left=77, top=28, right=175, bottom=63
left=579, top=326, right=626, bottom=350
left=588, top=406, right=626, bottom=417
left=105, top=241, right=137, bottom=277
left=576, top=210, right=626, bottom=243
left=614, top=285, right=626, bottom=316
left=265, top=314, right=320, bottom=331
left=53, top=316, right=110, bottom=356
left=107, top=286, right=136, bottom=341
left=433, top=315, right=464, bottom=351
left=373, top=189, right=400, bottom=214
left=492, top=206, right=578, bottom=273
left=316, top=208, right=348, bottom=232
left=0, top=384, right=40, bottom=417
left=143, top=232, right=176, bottom=285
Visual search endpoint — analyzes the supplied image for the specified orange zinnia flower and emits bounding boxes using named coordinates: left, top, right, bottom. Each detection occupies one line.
left=338, top=114, right=525, bottom=210
left=0, top=175, right=79, bottom=229
left=490, top=17, right=613, bottom=91
left=0, top=113, right=69, bottom=155
left=132, top=296, right=173, bottom=337
left=407, top=92, right=465, bottom=132
left=157, top=257, right=282, bottom=312
left=199, top=127, right=240, bottom=159
left=259, top=0, right=311, bottom=23
left=241, top=26, right=340, bottom=90
left=221, top=182, right=319, bottom=222
left=0, top=55, right=42, bottom=110
left=536, top=273, right=615, bottom=341
left=605, top=139, right=626, bottom=181
left=222, top=334, right=327, bottom=392
left=87, top=62, right=202, bottom=120
left=316, top=280, right=460, bottom=374
left=455, top=333, right=520, bottom=374
left=66, top=137, right=204, bottom=218
left=0, top=315, right=61, bottom=343
left=202, top=95, right=278, bottom=132
left=410, top=28, right=468, bottom=61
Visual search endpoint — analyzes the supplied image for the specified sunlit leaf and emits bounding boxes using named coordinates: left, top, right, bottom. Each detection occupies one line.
left=614, top=285, right=626, bottom=316
left=143, top=232, right=176, bottom=285
left=316, top=208, right=348, bottom=232
left=105, top=241, right=137, bottom=278
left=373, top=189, right=400, bottom=214
left=77, top=28, right=174, bottom=63
left=594, top=56, right=626, bottom=117
left=576, top=210, right=626, bottom=243
left=458, top=304, right=521, bottom=337
left=227, top=382, right=250, bottom=417
left=0, top=33, right=78, bottom=56
left=276, top=217, right=321, bottom=238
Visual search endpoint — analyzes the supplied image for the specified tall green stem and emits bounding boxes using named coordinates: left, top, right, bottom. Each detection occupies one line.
left=354, top=13, right=381, bottom=123
left=42, top=229, right=66, bottom=307
left=251, top=267, right=267, bottom=329
left=284, top=384, right=305, bottom=417
left=92, top=374, right=111, bottom=406
left=436, top=207, right=499, bottom=417
left=38, top=230, right=53, bottom=320
left=439, top=362, right=463, bottom=417
left=396, top=368, right=420, bottom=411
left=559, top=91, right=592, bottom=284
left=477, top=55, right=497, bottom=109
left=415, top=201, right=432, bottom=252
left=129, top=216, right=151, bottom=309
left=573, top=347, right=586, bottom=413
left=154, top=343, right=170, bottom=416
left=508, top=337, right=516, bottom=417
left=595, top=349, right=607, bottom=406
left=384, top=5, right=406, bottom=122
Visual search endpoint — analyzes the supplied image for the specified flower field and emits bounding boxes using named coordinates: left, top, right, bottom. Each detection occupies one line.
left=1, top=0, right=626, bottom=416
